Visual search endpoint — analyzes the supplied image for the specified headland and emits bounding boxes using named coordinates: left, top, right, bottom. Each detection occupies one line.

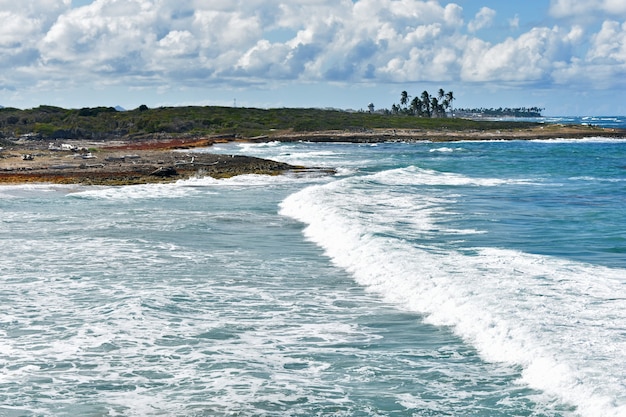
left=1, top=105, right=624, bottom=185
left=0, top=138, right=299, bottom=186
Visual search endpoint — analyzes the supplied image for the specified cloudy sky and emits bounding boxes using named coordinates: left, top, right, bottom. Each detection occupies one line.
left=1, top=0, right=625, bottom=115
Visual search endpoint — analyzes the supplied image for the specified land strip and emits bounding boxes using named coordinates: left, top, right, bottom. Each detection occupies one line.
left=0, top=138, right=298, bottom=186
left=263, top=124, right=626, bottom=143
left=1, top=124, right=624, bottom=186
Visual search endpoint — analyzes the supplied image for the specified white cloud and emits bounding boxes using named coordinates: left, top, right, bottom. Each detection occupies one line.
left=0, top=0, right=625, bottom=105
left=551, top=21, right=626, bottom=88
left=588, top=20, right=626, bottom=62
left=461, top=26, right=575, bottom=82
left=40, top=0, right=158, bottom=70
left=549, top=0, right=626, bottom=19
left=468, top=7, right=496, bottom=33
left=0, top=1, right=69, bottom=48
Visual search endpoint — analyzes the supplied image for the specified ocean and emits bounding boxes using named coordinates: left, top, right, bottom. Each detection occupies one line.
left=1, top=117, right=625, bottom=417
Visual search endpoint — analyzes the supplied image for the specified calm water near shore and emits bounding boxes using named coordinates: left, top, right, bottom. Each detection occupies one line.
left=1, top=117, right=625, bottom=416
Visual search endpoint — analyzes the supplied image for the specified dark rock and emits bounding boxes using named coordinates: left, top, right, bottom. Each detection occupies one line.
left=150, top=166, right=178, bottom=177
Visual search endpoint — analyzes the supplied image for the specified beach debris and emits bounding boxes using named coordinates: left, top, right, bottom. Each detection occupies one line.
left=150, top=166, right=178, bottom=177
left=50, top=164, right=78, bottom=170
left=22, top=154, right=34, bottom=160
left=49, top=143, right=79, bottom=151
left=105, top=156, right=126, bottom=162
left=75, top=152, right=97, bottom=159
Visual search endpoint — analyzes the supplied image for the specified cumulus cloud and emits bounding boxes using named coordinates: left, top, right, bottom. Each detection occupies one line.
left=0, top=1, right=69, bottom=53
left=549, top=0, right=626, bottom=19
left=468, top=7, right=496, bottom=33
left=578, top=21, right=626, bottom=87
left=0, top=0, right=624, bottom=99
left=41, top=1, right=157, bottom=68
left=460, top=26, right=584, bottom=83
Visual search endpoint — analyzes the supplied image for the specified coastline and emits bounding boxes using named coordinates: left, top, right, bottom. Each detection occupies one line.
left=0, top=138, right=298, bottom=186
left=262, top=123, right=626, bottom=143
left=1, top=124, right=624, bottom=186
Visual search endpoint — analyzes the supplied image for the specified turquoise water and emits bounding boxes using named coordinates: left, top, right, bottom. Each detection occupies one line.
left=1, top=124, right=625, bottom=416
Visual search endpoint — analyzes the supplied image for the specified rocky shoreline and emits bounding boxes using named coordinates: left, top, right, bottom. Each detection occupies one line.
left=261, top=123, right=626, bottom=143
left=0, top=138, right=300, bottom=186
left=1, top=124, right=624, bottom=186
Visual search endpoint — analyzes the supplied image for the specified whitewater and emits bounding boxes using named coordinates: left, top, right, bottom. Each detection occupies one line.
left=1, top=117, right=625, bottom=416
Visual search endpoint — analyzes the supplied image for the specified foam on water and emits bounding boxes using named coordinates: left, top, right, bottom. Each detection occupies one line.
left=531, top=137, right=626, bottom=143
left=70, top=182, right=204, bottom=200
left=0, top=175, right=455, bottom=415
left=67, top=171, right=327, bottom=201
left=1, top=226, right=514, bottom=415
left=280, top=167, right=626, bottom=417
left=0, top=183, right=78, bottom=199
left=200, top=141, right=380, bottom=172
left=2, top=138, right=624, bottom=416
left=429, top=146, right=462, bottom=153
left=370, top=165, right=536, bottom=187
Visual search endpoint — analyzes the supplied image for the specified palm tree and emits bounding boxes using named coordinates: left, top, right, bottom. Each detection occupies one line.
left=400, top=91, right=410, bottom=109
left=431, top=97, right=441, bottom=117
left=410, top=97, right=421, bottom=116
left=442, top=99, right=450, bottom=116
left=421, top=91, right=431, bottom=117
left=444, top=91, right=454, bottom=116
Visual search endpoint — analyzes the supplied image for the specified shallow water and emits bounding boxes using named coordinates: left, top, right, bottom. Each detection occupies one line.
left=1, top=129, right=625, bottom=416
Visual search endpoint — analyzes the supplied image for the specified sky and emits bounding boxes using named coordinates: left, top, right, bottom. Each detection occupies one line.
left=1, top=0, right=625, bottom=115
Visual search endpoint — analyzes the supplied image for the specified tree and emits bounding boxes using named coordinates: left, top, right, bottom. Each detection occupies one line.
left=431, top=97, right=441, bottom=117
left=421, top=91, right=431, bottom=117
left=444, top=91, right=455, bottom=116
left=400, top=91, right=410, bottom=109
left=410, top=97, right=422, bottom=116
left=391, top=89, right=457, bottom=118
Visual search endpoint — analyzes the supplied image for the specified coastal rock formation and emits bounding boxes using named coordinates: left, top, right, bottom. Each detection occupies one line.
left=0, top=138, right=298, bottom=185
left=150, top=166, right=178, bottom=177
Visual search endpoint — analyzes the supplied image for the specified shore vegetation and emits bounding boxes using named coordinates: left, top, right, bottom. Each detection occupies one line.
left=0, top=104, right=546, bottom=143
left=389, top=89, right=542, bottom=118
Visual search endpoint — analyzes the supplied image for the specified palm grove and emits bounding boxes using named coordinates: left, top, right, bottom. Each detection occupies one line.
left=391, top=89, right=455, bottom=118
left=388, top=88, right=544, bottom=118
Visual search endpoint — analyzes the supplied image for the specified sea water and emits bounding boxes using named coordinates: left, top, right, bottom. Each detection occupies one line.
left=1, top=119, right=625, bottom=416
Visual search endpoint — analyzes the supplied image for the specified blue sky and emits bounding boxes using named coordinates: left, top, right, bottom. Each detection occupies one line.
left=1, top=0, right=625, bottom=115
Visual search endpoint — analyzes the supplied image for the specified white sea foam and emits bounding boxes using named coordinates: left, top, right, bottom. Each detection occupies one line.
left=531, top=137, right=626, bottom=143
left=429, top=146, right=462, bottom=153
left=186, top=171, right=330, bottom=188
left=69, top=181, right=200, bottom=200
left=569, top=176, right=626, bottom=183
left=67, top=171, right=326, bottom=201
left=4, top=139, right=623, bottom=416
left=200, top=140, right=374, bottom=171
left=370, top=165, right=535, bottom=187
left=279, top=168, right=626, bottom=417
left=0, top=183, right=78, bottom=198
